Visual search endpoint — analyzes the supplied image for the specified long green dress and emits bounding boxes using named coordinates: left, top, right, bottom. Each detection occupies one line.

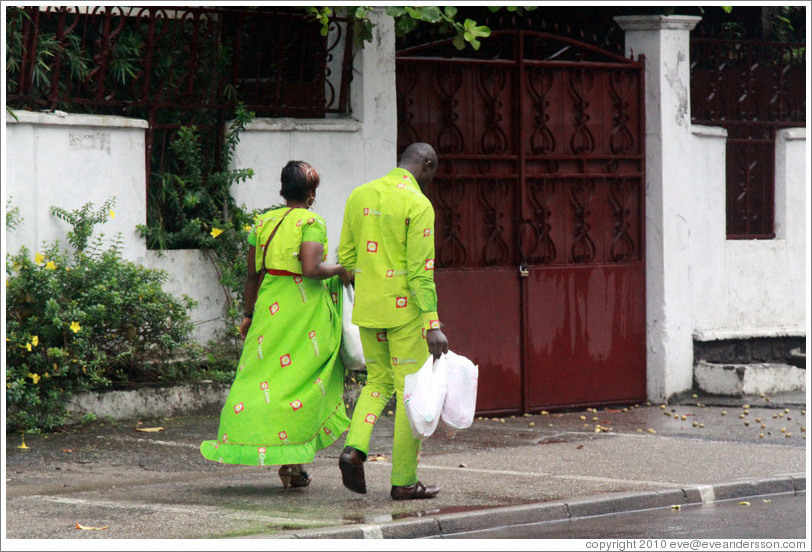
left=200, top=207, right=350, bottom=466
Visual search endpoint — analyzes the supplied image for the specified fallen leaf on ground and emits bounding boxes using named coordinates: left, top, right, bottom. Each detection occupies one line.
left=135, top=427, right=164, bottom=432
left=762, top=499, right=772, bottom=503
left=575, top=445, right=584, bottom=449
left=17, top=438, right=29, bottom=450
left=367, top=454, right=387, bottom=462
left=738, top=501, right=751, bottom=506
left=62, top=449, right=77, bottom=453
left=458, top=463, right=467, bottom=468
left=671, top=504, right=681, bottom=510
left=76, top=522, right=109, bottom=530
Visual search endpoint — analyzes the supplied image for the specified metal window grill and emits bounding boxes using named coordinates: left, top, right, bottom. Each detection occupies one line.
left=690, top=37, right=806, bottom=239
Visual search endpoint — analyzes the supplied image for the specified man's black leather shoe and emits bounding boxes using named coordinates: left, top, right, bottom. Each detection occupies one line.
left=338, top=446, right=367, bottom=494
left=390, top=481, right=440, bottom=500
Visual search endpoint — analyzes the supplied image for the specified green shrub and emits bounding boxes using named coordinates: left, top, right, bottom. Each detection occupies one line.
left=5, top=234, right=198, bottom=433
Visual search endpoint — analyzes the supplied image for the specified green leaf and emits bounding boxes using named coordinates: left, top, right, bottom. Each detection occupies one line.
left=408, top=6, right=443, bottom=23
left=444, top=6, right=458, bottom=18
left=385, top=7, right=408, bottom=18
left=452, top=35, right=466, bottom=50
left=395, top=16, right=420, bottom=37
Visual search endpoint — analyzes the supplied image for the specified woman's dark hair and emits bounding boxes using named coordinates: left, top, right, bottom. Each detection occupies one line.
left=280, top=161, right=320, bottom=201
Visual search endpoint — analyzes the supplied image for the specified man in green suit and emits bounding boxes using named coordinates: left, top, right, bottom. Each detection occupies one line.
left=337, top=142, right=449, bottom=500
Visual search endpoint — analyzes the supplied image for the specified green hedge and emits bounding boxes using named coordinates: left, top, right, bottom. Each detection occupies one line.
left=5, top=238, right=198, bottom=432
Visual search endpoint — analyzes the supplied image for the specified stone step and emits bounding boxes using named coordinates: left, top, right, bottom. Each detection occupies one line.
left=694, top=361, right=806, bottom=397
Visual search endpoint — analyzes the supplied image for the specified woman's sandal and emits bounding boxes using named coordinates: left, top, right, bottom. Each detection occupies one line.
left=289, top=464, right=312, bottom=488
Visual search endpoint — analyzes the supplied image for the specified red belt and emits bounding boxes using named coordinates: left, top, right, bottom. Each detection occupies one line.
left=265, top=269, right=302, bottom=277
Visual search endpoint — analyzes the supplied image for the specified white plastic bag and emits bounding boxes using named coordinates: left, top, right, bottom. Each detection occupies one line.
left=403, top=354, right=447, bottom=439
left=440, top=351, right=479, bottom=430
left=339, top=284, right=365, bottom=371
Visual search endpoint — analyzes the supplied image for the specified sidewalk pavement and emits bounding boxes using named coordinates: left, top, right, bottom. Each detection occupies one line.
left=4, top=391, right=807, bottom=541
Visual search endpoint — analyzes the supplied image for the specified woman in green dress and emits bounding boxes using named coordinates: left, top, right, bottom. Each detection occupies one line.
left=201, top=161, right=351, bottom=488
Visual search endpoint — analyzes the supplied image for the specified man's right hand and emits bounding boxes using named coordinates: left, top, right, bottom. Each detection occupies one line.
left=426, top=328, right=449, bottom=359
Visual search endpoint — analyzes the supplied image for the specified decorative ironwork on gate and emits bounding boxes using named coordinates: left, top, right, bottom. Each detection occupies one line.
left=690, top=37, right=806, bottom=239
left=397, top=30, right=645, bottom=270
left=397, top=31, right=647, bottom=413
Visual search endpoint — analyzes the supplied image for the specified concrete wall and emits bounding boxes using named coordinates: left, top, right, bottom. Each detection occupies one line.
left=617, top=15, right=808, bottom=401
left=694, top=127, right=807, bottom=341
left=5, top=111, right=149, bottom=261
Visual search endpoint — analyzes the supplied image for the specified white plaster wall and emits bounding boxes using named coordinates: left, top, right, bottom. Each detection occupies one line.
left=5, top=111, right=147, bottom=261
left=690, top=128, right=807, bottom=341
left=142, top=249, right=226, bottom=343
left=688, top=125, right=729, bottom=333
left=708, top=128, right=806, bottom=337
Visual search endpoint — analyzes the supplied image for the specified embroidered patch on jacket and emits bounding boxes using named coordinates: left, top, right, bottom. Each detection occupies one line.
left=269, top=302, right=279, bottom=315
left=365, top=413, right=378, bottom=424
left=366, top=241, right=378, bottom=253
left=376, top=331, right=387, bottom=342
left=234, top=403, right=244, bottom=414
left=290, top=399, right=303, bottom=411
left=425, top=259, right=435, bottom=270
left=396, top=297, right=408, bottom=308
left=280, top=354, right=292, bottom=367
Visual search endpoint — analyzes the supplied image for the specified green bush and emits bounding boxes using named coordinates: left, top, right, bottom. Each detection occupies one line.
left=5, top=234, right=198, bottom=433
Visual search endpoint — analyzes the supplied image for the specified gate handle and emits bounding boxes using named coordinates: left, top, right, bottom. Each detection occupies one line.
left=519, top=263, right=529, bottom=278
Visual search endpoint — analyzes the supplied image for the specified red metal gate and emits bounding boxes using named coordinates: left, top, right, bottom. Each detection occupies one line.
left=397, top=31, right=646, bottom=414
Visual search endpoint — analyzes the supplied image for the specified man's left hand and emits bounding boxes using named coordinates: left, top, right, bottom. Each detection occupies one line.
left=426, top=328, right=449, bottom=359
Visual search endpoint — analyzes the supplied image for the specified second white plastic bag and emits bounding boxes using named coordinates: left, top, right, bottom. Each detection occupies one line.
left=439, top=351, right=479, bottom=430
left=403, top=354, right=447, bottom=439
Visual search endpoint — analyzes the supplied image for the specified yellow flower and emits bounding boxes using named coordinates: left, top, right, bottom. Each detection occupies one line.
left=45, top=261, right=57, bottom=270
left=70, top=321, right=81, bottom=333
left=109, top=210, right=116, bottom=219
left=25, top=343, right=32, bottom=352
left=31, top=336, right=39, bottom=347
left=28, top=373, right=41, bottom=385
left=34, top=252, right=45, bottom=265
left=243, top=225, right=252, bottom=233
left=210, top=227, right=223, bottom=238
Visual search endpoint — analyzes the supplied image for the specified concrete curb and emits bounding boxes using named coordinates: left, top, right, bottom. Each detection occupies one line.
left=275, top=476, right=806, bottom=539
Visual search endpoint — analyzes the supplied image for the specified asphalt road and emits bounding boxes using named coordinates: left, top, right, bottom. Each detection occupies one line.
left=433, top=492, right=808, bottom=540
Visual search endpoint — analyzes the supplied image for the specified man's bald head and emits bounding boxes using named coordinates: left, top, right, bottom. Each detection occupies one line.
left=398, top=142, right=438, bottom=187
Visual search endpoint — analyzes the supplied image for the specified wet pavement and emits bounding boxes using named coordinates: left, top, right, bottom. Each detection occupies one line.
left=433, top=492, right=807, bottom=539
left=3, top=392, right=808, bottom=541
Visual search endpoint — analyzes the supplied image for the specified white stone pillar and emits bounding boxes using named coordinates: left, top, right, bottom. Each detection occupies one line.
left=614, top=15, right=701, bottom=402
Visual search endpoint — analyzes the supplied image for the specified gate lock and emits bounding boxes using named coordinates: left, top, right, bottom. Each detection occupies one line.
left=519, top=264, right=529, bottom=278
